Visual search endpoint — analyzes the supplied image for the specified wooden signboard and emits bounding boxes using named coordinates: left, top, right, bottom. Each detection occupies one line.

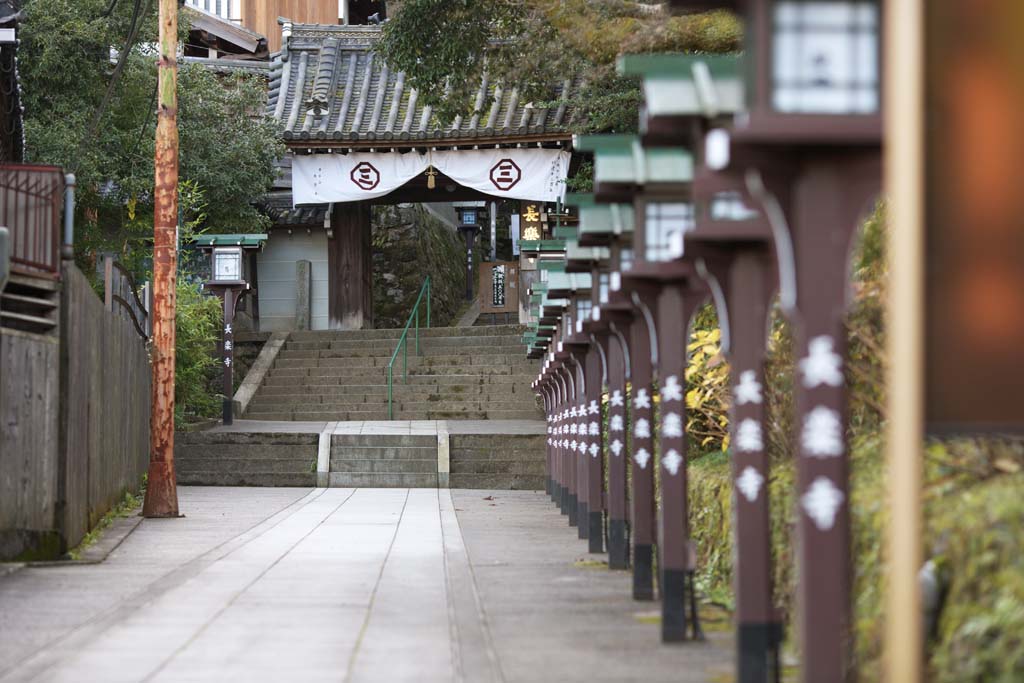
left=479, top=261, right=519, bottom=315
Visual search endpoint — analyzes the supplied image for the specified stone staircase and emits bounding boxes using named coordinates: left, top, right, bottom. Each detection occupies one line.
left=244, top=324, right=541, bottom=421
left=174, top=324, right=547, bottom=489
left=329, top=434, right=438, bottom=488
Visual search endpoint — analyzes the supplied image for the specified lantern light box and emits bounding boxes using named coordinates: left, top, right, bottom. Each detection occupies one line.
left=771, top=1, right=880, bottom=115
left=212, top=246, right=243, bottom=283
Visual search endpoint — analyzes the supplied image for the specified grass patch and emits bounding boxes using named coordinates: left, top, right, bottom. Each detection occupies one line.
left=573, top=558, right=608, bottom=569
left=68, top=487, right=144, bottom=560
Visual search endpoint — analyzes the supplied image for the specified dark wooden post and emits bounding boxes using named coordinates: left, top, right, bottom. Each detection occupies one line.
left=328, top=202, right=373, bottom=330
left=207, top=285, right=245, bottom=426
left=556, top=368, right=571, bottom=516
left=628, top=286, right=659, bottom=600
left=462, top=227, right=476, bottom=301
left=542, top=385, right=553, bottom=498
left=573, top=353, right=588, bottom=540
left=585, top=338, right=606, bottom=553
left=606, top=323, right=631, bottom=569
left=656, top=280, right=702, bottom=641
left=754, top=155, right=880, bottom=680
left=719, top=249, right=780, bottom=681
left=565, top=361, right=580, bottom=529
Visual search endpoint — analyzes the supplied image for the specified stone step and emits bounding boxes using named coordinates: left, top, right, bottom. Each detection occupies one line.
left=450, top=434, right=547, bottom=449
left=254, top=384, right=533, bottom=399
left=449, top=473, right=544, bottom=490
left=173, top=444, right=317, bottom=459
left=329, top=445, right=436, bottom=461
left=176, top=471, right=317, bottom=487
left=332, top=434, right=436, bottom=447
left=409, top=366, right=537, bottom=377
left=244, top=408, right=542, bottom=421
left=281, top=340, right=524, bottom=354
left=176, top=432, right=319, bottom=446
left=327, top=472, right=438, bottom=488
left=449, top=460, right=545, bottom=475
left=248, top=401, right=537, bottom=416
left=449, top=448, right=546, bottom=462
left=328, top=459, right=437, bottom=474
left=257, top=383, right=390, bottom=396
left=423, top=335, right=525, bottom=348
left=287, top=325, right=525, bottom=343
left=176, top=457, right=315, bottom=474
left=416, top=355, right=536, bottom=367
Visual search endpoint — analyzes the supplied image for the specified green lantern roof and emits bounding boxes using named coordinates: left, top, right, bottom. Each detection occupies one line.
left=193, top=233, right=268, bottom=248
left=573, top=135, right=693, bottom=186
left=566, top=242, right=610, bottom=264
left=617, top=54, right=744, bottom=119
left=566, top=193, right=634, bottom=238
left=546, top=271, right=593, bottom=294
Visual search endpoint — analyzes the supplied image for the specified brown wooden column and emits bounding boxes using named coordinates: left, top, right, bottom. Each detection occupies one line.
left=543, top=385, right=555, bottom=501
left=574, top=355, right=589, bottom=540
left=565, top=360, right=580, bottom=529
left=605, top=326, right=630, bottom=569
left=756, top=153, right=879, bottom=681
left=585, top=340, right=606, bottom=553
left=327, top=201, right=373, bottom=330
left=553, top=372, right=567, bottom=513
left=629, top=290, right=658, bottom=601
left=656, top=281, right=702, bottom=641
left=725, top=249, right=779, bottom=682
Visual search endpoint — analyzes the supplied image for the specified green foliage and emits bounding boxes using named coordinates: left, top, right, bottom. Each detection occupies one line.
left=381, top=0, right=739, bottom=131
left=928, top=473, right=1024, bottom=681
left=685, top=326, right=730, bottom=452
left=174, top=281, right=222, bottom=426
left=68, top=486, right=144, bottom=560
left=18, top=0, right=284, bottom=266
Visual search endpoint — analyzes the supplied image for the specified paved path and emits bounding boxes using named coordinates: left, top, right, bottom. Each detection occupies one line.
left=0, top=488, right=732, bottom=682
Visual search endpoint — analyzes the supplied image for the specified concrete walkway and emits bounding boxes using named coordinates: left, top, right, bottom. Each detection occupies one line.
left=0, top=488, right=732, bottom=682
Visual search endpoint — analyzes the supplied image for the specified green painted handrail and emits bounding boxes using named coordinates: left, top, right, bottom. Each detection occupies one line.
left=386, top=277, right=431, bottom=420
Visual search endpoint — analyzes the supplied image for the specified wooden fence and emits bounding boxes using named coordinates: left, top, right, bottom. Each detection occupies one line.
left=0, top=263, right=151, bottom=559
left=60, top=265, right=151, bottom=545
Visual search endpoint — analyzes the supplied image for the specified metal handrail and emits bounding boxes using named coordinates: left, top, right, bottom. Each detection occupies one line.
left=386, top=277, right=431, bottom=419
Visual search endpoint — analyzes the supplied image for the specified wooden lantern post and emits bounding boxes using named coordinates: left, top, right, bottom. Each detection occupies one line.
left=573, top=196, right=637, bottom=571
left=668, top=0, right=884, bottom=677
left=619, top=51, right=783, bottom=679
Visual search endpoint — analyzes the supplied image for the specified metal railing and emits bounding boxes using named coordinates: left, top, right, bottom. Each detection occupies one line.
left=386, top=277, right=431, bottom=420
left=0, top=164, right=65, bottom=279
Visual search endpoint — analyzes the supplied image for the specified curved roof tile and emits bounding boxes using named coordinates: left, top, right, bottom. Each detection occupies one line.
left=270, top=23, right=576, bottom=148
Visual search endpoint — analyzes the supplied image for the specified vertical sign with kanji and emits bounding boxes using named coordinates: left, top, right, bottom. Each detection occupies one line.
left=520, top=201, right=544, bottom=242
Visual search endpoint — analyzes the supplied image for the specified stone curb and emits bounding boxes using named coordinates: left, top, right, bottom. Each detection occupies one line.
left=234, top=331, right=289, bottom=417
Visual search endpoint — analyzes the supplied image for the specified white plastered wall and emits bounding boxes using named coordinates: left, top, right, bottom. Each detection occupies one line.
left=257, top=230, right=330, bottom=331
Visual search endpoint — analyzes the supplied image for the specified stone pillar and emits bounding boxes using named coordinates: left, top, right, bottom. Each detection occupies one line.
left=328, top=202, right=373, bottom=330
left=295, top=260, right=311, bottom=331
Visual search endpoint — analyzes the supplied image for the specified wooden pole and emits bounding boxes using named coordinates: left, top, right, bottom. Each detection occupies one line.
left=884, top=0, right=924, bottom=679
left=142, top=0, right=180, bottom=518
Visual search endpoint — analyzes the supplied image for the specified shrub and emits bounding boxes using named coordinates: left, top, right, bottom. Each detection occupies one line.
left=174, top=281, right=222, bottom=426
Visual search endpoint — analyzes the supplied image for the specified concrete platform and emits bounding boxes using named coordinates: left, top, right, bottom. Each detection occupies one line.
left=0, top=488, right=733, bottom=682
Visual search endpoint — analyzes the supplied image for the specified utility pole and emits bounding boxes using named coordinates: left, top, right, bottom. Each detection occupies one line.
left=142, top=0, right=180, bottom=518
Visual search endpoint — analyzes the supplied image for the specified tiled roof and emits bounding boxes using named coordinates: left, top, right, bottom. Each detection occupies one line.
left=268, top=23, right=577, bottom=148
left=261, top=191, right=329, bottom=227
